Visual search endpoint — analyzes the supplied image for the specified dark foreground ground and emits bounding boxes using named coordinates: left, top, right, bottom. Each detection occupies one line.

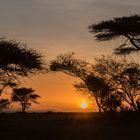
left=0, top=112, right=140, bottom=140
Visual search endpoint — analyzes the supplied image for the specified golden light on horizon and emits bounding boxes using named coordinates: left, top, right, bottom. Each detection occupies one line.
left=80, top=101, right=88, bottom=109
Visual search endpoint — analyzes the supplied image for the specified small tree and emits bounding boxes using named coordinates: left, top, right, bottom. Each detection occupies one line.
left=0, top=99, right=10, bottom=113
left=12, top=87, right=40, bottom=113
left=89, top=14, right=140, bottom=54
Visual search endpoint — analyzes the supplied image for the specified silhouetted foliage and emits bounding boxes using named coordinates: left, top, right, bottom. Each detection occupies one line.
left=0, top=37, right=46, bottom=96
left=74, top=75, right=122, bottom=112
left=50, top=52, right=90, bottom=79
left=0, top=37, right=45, bottom=75
left=50, top=53, right=104, bottom=111
left=85, top=75, right=122, bottom=112
left=0, top=99, right=10, bottom=113
left=0, top=80, right=17, bottom=96
left=89, top=14, right=140, bottom=54
left=11, top=87, right=40, bottom=113
left=51, top=53, right=140, bottom=112
left=93, top=56, right=140, bottom=111
left=50, top=53, right=102, bottom=110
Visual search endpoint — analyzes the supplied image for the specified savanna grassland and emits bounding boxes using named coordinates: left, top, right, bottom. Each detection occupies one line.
left=0, top=112, right=139, bottom=140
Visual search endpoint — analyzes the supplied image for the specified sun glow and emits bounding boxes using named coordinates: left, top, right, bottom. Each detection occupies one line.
left=80, top=101, right=88, bottom=109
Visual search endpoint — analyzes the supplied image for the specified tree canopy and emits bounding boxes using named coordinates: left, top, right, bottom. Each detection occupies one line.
left=0, top=38, right=46, bottom=96
left=93, top=56, right=140, bottom=111
left=89, top=14, right=140, bottom=54
left=12, top=87, right=40, bottom=113
left=50, top=53, right=140, bottom=112
left=50, top=53, right=112, bottom=112
left=0, top=38, right=45, bottom=75
left=50, top=52, right=91, bottom=80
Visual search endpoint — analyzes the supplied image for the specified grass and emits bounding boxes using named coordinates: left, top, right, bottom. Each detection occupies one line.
left=0, top=112, right=139, bottom=140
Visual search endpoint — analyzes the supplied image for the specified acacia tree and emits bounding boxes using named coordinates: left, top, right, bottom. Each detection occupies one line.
left=50, top=53, right=140, bottom=112
left=92, top=56, right=140, bottom=111
left=74, top=75, right=122, bottom=112
left=0, top=37, right=46, bottom=96
left=89, top=14, right=140, bottom=54
left=50, top=53, right=120, bottom=112
left=0, top=99, right=10, bottom=113
left=12, top=87, right=40, bottom=113
left=50, top=52, right=91, bottom=79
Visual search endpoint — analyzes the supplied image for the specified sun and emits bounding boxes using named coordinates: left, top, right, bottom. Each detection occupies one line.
left=80, top=101, right=88, bottom=109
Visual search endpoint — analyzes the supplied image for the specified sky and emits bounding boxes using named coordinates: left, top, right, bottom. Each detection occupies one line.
left=0, top=0, right=140, bottom=112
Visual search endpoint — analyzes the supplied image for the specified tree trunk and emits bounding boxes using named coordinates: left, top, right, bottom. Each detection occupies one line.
left=21, top=103, right=26, bottom=113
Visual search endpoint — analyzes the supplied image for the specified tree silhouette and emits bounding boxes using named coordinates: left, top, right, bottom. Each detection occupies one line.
left=50, top=53, right=102, bottom=110
left=11, top=87, right=40, bottom=113
left=89, top=14, right=140, bottom=54
left=51, top=53, right=140, bottom=112
left=0, top=37, right=46, bottom=96
left=93, top=56, right=140, bottom=111
left=0, top=99, right=10, bottom=113
left=50, top=52, right=90, bottom=79
left=0, top=77, right=17, bottom=96
left=50, top=53, right=115, bottom=112
left=74, top=75, right=122, bottom=112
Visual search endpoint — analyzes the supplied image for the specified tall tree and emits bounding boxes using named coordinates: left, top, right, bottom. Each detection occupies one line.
left=50, top=53, right=114, bottom=112
left=93, top=56, right=140, bottom=111
left=74, top=75, right=122, bottom=112
left=12, top=87, right=40, bottom=113
left=0, top=37, right=46, bottom=96
left=51, top=53, right=140, bottom=112
left=89, top=14, right=140, bottom=54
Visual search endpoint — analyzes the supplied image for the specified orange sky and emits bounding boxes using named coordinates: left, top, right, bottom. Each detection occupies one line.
left=22, top=73, right=96, bottom=112
left=0, top=0, right=140, bottom=112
